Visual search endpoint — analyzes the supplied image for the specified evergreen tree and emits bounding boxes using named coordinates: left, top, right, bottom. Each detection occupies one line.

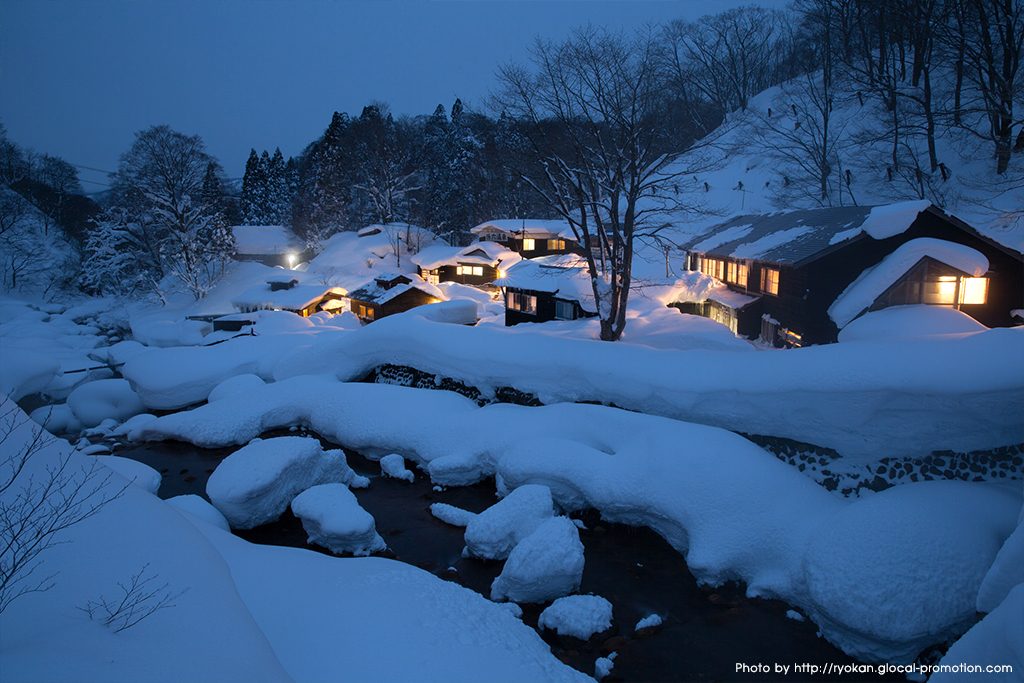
left=241, top=149, right=262, bottom=224
left=267, top=148, right=287, bottom=224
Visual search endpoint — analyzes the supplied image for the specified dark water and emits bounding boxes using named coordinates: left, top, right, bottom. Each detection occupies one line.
left=114, top=433, right=908, bottom=682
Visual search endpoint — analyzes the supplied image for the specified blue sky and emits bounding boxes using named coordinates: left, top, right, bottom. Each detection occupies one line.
left=1, top=0, right=775, bottom=190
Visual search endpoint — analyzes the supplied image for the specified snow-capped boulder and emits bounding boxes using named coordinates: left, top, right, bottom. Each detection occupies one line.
left=490, top=516, right=585, bottom=604
left=29, top=403, right=83, bottom=435
left=537, top=595, right=614, bottom=640
left=379, top=453, right=415, bottom=482
left=66, top=378, right=146, bottom=428
left=1, top=348, right=60, bottom=401
left=206, top=437, right=370, bottom=529
left=290, top=483, right=386, bottom=556
left=464, top=484, right=554, bottom=560
left=430, top=502, right=478, bottom=527
left=930, top=584, right=1023, bottom=683
left=208, top=374, right=267, bottom=403
left=976, top=510, right=1024, bottom=614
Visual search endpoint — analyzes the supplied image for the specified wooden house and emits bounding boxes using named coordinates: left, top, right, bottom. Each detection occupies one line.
left=494, top=255, right=598, bottom=326
left=470, top=219, right=581, bottom=258
left=678, top=202, right=1023, bottom=346
left=231, top=275, right=346, bottom=317
left=411, top=243, right=520, bottom=287
left=345, top=272, right=444, bottom=323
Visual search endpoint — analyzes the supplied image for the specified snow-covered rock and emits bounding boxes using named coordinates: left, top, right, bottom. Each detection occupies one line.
left=94, top=455, right=161, bottom=495
left=28, top=403, right=83, bottom=435
left=430, top=502, right=478, bottom=527
left=595, top=653, right=617, bottom=681
left=490, top=516, right=585, bottom=604
left=1, top=348, right=60, bottom=401
left=537, top=594, right=614, bottom=639
left=111, top=412, right=157, bottom=436
left=208, top=373, right=267, bottom=403
left=206, top=436, right=370, bottom=529
left=379, top=453, right=415, bottom=482
left=464, top=484, right=554, bottom=560
left=635, top=613, right=663, bottom=631
left=801, top=481, right=1022, bottom=662
left=291, top=483, right=386, bottom=556
left=66, top=378, right=146, bottom=428
left=166, top=494, right=231, bottom=531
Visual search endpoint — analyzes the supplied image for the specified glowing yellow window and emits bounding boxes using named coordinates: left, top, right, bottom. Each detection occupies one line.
left=737, top=263, right=748, bottom=288
left=959, top=277, right=988, bottom=305
left=523, top=238, right=536, bottom=251
left=761, top=267, right=779, bottom=295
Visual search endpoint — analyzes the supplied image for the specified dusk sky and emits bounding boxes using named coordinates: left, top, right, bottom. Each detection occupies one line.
left=1, top=0, right=775, bottom=191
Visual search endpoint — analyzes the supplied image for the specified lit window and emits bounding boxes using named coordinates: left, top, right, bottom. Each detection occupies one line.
left=924, top=276, right=958, bottom=305
left=456, top=266, right=463, bottom=275
left=959, top=277, right=988, bottom=305
left=523, top=238, right=536, bottom=251
left=548, top=239, right=565, bottom=250
left=366, top=307, right=374, bottom=320
left=761, top=267, right=779, bottom=295
left=472, top=266, right=483, bottom=276
left=737, top=262, right=748, bottom=288
left=727, top=262, right=737, bottom=283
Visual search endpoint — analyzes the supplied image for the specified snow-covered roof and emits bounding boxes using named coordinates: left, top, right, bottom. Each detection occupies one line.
left=653, top=271, right=759, bottom=310
left=828, top=238, right=990, bottom=328
left=232, top=225, right=306, bottom=255
left=265, top=273, right=300, bottom=285
left=471, top=219, right=577, bottom=241
left=680, top=202, right=934, bottom=265
left=410, top=243, right=519, bottom=271
left=231, top=284, right=346, bottom=312
left=493, top=255, right=597, bottom=312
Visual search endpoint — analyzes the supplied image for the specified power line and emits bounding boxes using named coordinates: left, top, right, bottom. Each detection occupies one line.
left=72, top=163, right=115, bottom=175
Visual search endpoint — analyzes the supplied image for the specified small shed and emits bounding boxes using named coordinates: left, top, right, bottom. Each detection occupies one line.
left=345, top=272, right=444, bottom=323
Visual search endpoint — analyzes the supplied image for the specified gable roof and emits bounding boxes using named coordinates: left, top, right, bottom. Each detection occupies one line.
left=410, top=242, right=519, bottom=271
left=471, top=219, right=576, bottom=240
left=493, top=254, right=597, bottom=312
left=231, top=284, right=345, bottom=312
left=347, top=276, right=443, bottom=306
left=680, top=202, right=942, bottom=266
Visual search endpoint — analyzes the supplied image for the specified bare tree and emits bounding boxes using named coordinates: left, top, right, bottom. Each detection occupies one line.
left=494, top=26, right=718, bottom=341
left=0, top=402, right=124, bottom=613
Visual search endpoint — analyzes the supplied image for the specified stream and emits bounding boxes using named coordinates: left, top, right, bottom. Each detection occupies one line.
left=116, top=433, right=909, bottom=682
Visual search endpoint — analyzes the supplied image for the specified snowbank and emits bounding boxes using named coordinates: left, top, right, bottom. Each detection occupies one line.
left=206, top=436, right=369, bottom=529
left=976, top=509, right=1023, bottom=614
left=537, top=594, right=614, bottom=639
left=929, top=584, right=1023, bottom=683
left=94, top=455, right=161, bottom=495
left=838, top=305, right=988, bottom=342
left=271, top=313, right=1022, bottom=460
left=0, top=348, right=60, bottom=401
left=379, top=453, right=415, bottom=482
left=490, top=516, right=585, bottom=604
left=464, top=484, right=554, bottom=560
left=290, top=483, right=386, bottom=556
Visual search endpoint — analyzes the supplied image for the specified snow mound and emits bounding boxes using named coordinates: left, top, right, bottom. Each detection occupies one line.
left=431, top=502, right=478, bottom=527
left=537, top=594, right=614, bottom=639
left=291, top=483, right=386, bottom=556
left=111, top=412, right=157, bottom=436
left=1, top=348, right=60, bottom=401
left=206, top=436, right=370, bottom=529
left=595, top=653, right=617, bottom=681
left=208, top=373, right=267, bottom=402
left=490, top=516, right=585, bottom=604
left=94, top=455, right=161, bottom=495
left=414, top=299, right=479, bottom=325
left=802, top=481, right=1022, bottom=662
left=380, top=453, right=415, bottom=482
left=838, top=305, right=988, bottom=342
left=66, top=379, right=146, bottom=428
left=930, top=584, right=1023, bottom=683
left=976, top=510, right=1023, bottom=614
left=464, top=484, right=554, bottom=560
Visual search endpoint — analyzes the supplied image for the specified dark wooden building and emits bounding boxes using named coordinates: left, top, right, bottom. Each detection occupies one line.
left=679, top=202, right=1023, bottom=346
left=345, top=272, right=443, bottom=323
left=494, top=255, right=598, bottom=326
left=230, top=276, right=346, bottom=318
left=470, top=219, right=582, bottom=258
left=411, top=243, right=519, bottom=287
